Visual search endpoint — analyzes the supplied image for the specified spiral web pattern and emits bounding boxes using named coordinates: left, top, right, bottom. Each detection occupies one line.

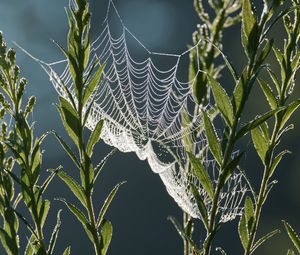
left=33, top=0, right=248, bottom=221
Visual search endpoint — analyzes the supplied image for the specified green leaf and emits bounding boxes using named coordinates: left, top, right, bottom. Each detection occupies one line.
left=266, top=67, right=281, bottom=95
left=239, top=212, right=249, bottom=249
left=244, top=196, right=254, bottom=232
left=190, top=184, right=209, bottom=231
left=255, top=39, right=274, bottom=69
left=168, top=216, right=201, bottom=255
left=0, top=228, right=19, bottom=255
left=269, top=150, right=291, bottom=177
left=283, top=221, right=300, bottom=253
left=242, top=0, right=258, bottom=58
left=97, top=181, right=126, bottom=227
left=83, top=63, right=105, bottom=106
left=57, top=97, right=80, bottom=147
left=232, top=68, right=247, bottom=114
left=202, top=110, right=223, bottom=165
left=216, top=247, right=227, bottom=255
left=39, top=200, right=50, bottom=228
left=94, top=149, right=117, bottom=182
left=208, top=75, right=234, bottom=127
left=280, top=100, right=300, bottom=130
left=63, top=246, right=71, bottom=255
left=47, top=210, right=62, bottom=255
left=181, top=111, right=193, bottom=153
left=251, top=229, right=280, bottom=253
left=251, top=127, right=269, bottom=164
left=54, top=170, right=86, bottom=207
left=287, top=249, right=295, bottom=255
left=87, top=119, right=104, bottom=157
left=258, top=79, right=278, bottom=110
left=59, top=199, right=94, bottom=243
left=100, top=220, right=113, bottom=255
left=189, top=50, right=207, bottom=104
left=25, top=235, right=35, bottom=255
left=53, top=132, right=80, bottom=169
left=237, top=109, right=281, bottom=140
left=188, top=152, right=214, bottom=200
left=221, top=152, right=244, bottom=185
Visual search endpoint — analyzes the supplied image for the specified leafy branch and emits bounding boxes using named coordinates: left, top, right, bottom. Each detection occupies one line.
left=0, top=32, right=61, bottom=255
left=53, top=1, right=124, bottom=254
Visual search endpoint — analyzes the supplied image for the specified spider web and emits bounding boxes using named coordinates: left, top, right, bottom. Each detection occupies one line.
left=27, top=0, right=248, bottom=222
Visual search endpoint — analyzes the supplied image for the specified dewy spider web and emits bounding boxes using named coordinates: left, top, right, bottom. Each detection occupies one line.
left=29, top=0, right=248, bottom=222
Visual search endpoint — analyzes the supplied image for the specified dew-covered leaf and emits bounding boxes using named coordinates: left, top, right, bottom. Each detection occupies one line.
left=53, top=132, right=80, bottom=169
left=283, top=221, right=300, bottom=253
left=83, top=63, right=105, bottom=105
left=280, top=100, right=300, bottom=130
left=251, top=127, right=269, bottom=164
left=87, top=119, right=104, bottom=157
left=100, top=219, right=113, bottom=255
left=208, top=75, right=234, bottom=127
left=188, top=152, right=214, bottom=200
left=57, top=97, right=80, bottom=147
left=54, top=170, right=86, bottom=207
left=251, top=229, right=280, bottom=253
left=63, top=246, right=71, bottom=255
left=269, top=150, right=291, bottom=177
left=202, top=110, right=223, bottom=165
left=190, top=184, right=209, bottom=230
left=239, top=212, right=249, bottom=249
left=258, top=79, right=278, bottom=110
left=97, top=182, right=126, bottom=227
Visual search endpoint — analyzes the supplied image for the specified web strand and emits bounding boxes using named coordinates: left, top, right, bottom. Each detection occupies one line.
left=30, top=0, right=248, bottom=221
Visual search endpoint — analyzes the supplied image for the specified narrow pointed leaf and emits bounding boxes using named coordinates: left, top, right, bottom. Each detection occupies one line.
left=216, top=247, right=227, bottom=255
left=244, top=196, right=254, bottom=232
left=87, top=119, right=104, bottom=157
left=239, top=212, right=249, bottom=249
left=251, top=229, right=280, bottom=253
left=287, top=249, right=295, bottom=255
left=251, top=127, right=269, bottom=164
left=83, top=63, right=105, bottom=105
left=280, top=100, right=300, bottom=130
left=63, top=247, right=71, bottom=255
left=258, top=79, right=278, bottom=110
left=168, top=216, right=201, bottom=255
left=237, top=109, right=282, bottom=139
left=221, top=152, right=244, bottom=185
left=242, top=0, right=258, bottom=57
left=202, top=110, right=223, bottom=165
left=54, top=170, right=86, bottom=207
left=269, top=150, right=291, bottom=177
left=100, top=220, right=113, bottom=255
left=57, top=97, right=80, bottom=147
left=47, top=210, right=62, bottom=255
left=208, top=75, right=234, bottom=127
left=59, top=199, right=94, bottom=243
left=190, top=184, right=209, bottom=230
left=97, top=182, right=126, bottom=227
left=53, top=132, right=80, bottom=169
left=188, top=152, right=214, bottom=200
left=95, top=149, right=117, bottom=181
left=283, top=221, right=300, bottom=252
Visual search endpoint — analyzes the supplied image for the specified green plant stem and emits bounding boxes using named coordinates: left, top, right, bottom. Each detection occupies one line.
left=203, top=48, right=259, bottom=255
left=203, top=117, right=239, bottom=255
left=183, top=212, right=190, bottom=255
left=244, top=113, right=283, bottom=255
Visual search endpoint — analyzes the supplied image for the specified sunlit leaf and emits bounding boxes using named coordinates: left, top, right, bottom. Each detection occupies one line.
left=97, top=182, right=126, bottom=227
left=283, top=221, right=300, bottom=253
left=202, top=110, right=223, bottom=165
left=188, top=152, right=214, bottom=200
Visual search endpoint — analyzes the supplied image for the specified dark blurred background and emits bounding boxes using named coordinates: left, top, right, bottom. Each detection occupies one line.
left=0, top=0, right=299, bottom=254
